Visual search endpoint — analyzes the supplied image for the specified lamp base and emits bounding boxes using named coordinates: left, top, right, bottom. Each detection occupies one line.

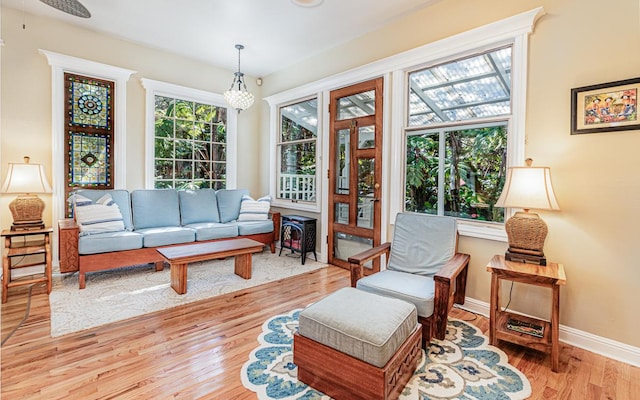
left=8, top=194, right=46, bottom=231
left=504, top=211, right=548, bottom=266
left=505, top=249, right=547, bottom=266
left=11, top=221, right=45, bottom=231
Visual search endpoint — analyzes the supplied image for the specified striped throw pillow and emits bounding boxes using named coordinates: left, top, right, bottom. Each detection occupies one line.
left=237, top=195, right=271, bottom=221
left=74, top=194, right=125, bottom=235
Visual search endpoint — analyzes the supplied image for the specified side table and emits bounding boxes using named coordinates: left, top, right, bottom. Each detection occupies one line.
left=486, top=254, right=566, bottom=372
left=2, top=228, right=53, bottom=303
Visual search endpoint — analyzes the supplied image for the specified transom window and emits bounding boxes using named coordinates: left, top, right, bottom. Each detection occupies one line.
left=408, top=46, right=511, bottom=126
left=405, top=46, right=512, bottom=223
left=277, top=98, right=318, bottom=203
left=153, top=96, right=228, bottom=189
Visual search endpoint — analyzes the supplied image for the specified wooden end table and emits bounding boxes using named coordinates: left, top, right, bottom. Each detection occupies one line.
left=486, top=254, right=566, bottom=372
left=2, top=228, right=53, bottom=303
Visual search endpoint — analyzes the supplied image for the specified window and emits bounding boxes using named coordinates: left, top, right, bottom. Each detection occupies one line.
left=404, top=46, right=512, bottom=223
left=153, top=96, right=228, bottom=189
left=265, top=8, right=542, bottom=243
left=141, top=79, right=237, bottom=190
left=276, top=98, right=318, bottom=203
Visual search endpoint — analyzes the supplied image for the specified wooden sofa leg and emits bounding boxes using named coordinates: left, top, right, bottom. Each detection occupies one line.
left=270, top=242, right=275, bottom=253
left=79, top=271, right=86, bottom=289
left=155, top=261, right=164, bottom=271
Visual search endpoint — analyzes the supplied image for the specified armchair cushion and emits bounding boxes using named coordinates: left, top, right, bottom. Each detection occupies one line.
left=356, top=270, right=435, bottom=318
left=387, top=213, right=457, bottom=276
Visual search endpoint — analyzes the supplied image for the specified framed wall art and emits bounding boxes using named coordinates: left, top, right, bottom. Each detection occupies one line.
left=571, top=77, right=639, bottom=134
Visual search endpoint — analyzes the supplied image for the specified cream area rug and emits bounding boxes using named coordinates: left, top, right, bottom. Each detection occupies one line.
left=49, top=252, right=326, bottom=337
left=242, top=310, right=532, bottom=399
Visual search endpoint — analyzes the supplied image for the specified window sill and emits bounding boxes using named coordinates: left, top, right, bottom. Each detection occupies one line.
left=271, top=199, right=320, bottom=214
left=457, top=220, right=507, bottom=242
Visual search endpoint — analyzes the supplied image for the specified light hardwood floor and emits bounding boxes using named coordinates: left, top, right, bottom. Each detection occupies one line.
left=2, top=264, right=639, bottom=399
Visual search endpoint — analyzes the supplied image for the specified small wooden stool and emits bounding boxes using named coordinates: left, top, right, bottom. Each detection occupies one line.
left=293, top=287, right=422, bottom=400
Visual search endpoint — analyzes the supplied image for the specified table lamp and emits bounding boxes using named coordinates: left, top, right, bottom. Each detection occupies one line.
left=495, top=158, right=559, bottom=265
left=1, top=156, right=53, bottom=231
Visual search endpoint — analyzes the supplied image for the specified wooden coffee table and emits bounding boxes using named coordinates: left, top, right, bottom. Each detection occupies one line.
left=157, top=238, right=264, bottom=295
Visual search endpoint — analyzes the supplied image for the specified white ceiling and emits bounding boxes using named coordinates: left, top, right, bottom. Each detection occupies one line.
left=4, top=0, right=439, bottom=77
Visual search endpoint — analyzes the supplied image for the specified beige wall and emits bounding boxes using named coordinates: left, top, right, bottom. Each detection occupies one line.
left=0, top=6, right=263, bottom=230
left=2, top=0, right=639, bottom=349
left=262, top=0, right=640, bottom=348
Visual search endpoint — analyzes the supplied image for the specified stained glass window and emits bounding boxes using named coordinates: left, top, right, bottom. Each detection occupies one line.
left=64, top=73, right=115, bottom=216
left=69, top=132, right=110, bottom=185
left=68, top=75, right=111, bottom=129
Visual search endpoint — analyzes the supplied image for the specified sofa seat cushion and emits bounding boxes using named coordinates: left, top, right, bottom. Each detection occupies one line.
left=136, top=227, right=196, bottom=247
left=356, top=269, right=435, bottom=318
left=237, top=220, right=273, bottom=236
left=299, top=287, right=418, bottom=368
left=78, top=231, right=143, bottom=255
left=185, top=222, right=238, bottom=241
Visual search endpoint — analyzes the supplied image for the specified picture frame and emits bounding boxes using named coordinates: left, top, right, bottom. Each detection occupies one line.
left=570, top=77, right=639, bottom=134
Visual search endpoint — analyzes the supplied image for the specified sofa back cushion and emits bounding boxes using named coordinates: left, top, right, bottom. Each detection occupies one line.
left=216, top=189, right=249, bottom=223
left=72, top=189, right=134, bottom=231
left=179, top=189, right=220, bottom=224
left=131, top=189, right=181, bottom=229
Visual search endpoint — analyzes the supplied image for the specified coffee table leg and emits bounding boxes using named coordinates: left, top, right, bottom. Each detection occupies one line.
left=171, top=263, right=188, bottom=294
left=234, top=253, right=252, bottom=279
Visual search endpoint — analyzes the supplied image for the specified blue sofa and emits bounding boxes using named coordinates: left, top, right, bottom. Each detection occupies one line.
left=58, top=188, right=280, bottom=288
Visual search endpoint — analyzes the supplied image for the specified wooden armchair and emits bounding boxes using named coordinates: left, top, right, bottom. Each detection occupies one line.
left=348, top=213, right=470, bottom=344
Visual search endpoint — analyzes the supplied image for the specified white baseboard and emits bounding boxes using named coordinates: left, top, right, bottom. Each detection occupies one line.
left=457, top=297, right=640, bottom=368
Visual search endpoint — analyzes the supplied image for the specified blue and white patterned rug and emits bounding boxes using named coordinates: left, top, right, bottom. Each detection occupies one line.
left=241, top=309, right=532, bottom=400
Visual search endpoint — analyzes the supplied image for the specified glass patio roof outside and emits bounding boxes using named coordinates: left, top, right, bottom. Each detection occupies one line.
left=408, top=46, right=512, bottom=126
left=281, top=46, right=512, bottom=129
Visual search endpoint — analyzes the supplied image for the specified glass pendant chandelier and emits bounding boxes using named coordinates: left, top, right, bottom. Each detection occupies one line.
left=224, top=44, right=255, bottom=113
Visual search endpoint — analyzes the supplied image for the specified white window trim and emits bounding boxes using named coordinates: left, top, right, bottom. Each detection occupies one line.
left=140, top=78, right=237, bottom=189
left=267, top=94, right=323, bottom=213
left=39, top=49, right=135, bottom=264
left=265, top=7, right=544, bottom=243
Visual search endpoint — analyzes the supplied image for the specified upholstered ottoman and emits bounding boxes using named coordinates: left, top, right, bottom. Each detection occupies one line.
left=293, top=287, right=422, bottom=400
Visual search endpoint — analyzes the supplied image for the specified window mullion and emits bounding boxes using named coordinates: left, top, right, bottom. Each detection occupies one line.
left=437, top=129, right=446, bottom=216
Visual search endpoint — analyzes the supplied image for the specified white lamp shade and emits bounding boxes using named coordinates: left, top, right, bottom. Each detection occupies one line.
left=1, top=162, right=53, bottom=194
left=495, top=165, right=559, bottom=210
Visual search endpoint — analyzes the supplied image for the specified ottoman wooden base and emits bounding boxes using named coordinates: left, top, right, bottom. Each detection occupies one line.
left=293, top=324, right=422, bottom=400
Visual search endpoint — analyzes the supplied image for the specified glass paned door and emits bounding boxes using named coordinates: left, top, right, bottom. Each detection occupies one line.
left=328, top=78, right=383, bottom=270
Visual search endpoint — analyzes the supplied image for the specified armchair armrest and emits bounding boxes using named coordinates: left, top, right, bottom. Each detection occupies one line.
left=433, top=252, right=470, bottom=339
left=269, top=211, right=281, bottom=243
left=347, top=242, right=391, bottom=287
